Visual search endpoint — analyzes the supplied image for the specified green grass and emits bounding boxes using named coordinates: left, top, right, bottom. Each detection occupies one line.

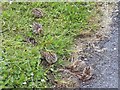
left=1, top=2, right=97, bottom=88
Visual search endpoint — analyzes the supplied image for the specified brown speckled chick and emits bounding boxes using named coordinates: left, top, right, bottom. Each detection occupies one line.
left=80, top=66, right=94, bottom=81
left=32, top=22, right=43, bottom=34
left=66, top=60, right=87, bottom=73
left=66, top=60, right=94, bottom=81
left=40, top=51, right=57, bottom=65
left=26, top=37, right=37, bottom=45
left=32, top=8, right=43, bottom=18
left=23, top=37, right=37, bottom=45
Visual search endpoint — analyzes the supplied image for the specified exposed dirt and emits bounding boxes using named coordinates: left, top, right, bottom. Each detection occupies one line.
left=77, top=2, right=118, bottom=88
left=55, top=2, right=118, bottom=88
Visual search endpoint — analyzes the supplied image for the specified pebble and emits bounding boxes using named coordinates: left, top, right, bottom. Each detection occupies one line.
left=23, top=82, right=27, bottom=84
left=84, top=58, right=87, bottom=61
left=113, top=48, right=117, bottom=50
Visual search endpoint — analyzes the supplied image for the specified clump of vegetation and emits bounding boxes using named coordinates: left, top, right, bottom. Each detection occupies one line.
left=1, top=2, right=97, bottom=88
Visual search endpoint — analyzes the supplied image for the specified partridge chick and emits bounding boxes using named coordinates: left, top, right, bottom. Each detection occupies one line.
left=80, top=66, right=94, bottom=81
left=66, top=60, right=87, bottom=73
left=32, top=8, right=43, bottom=18
left=32, top=22, right=43, bottom=34
left=24, top=37, right=37, bottom=45
left=66, top=60, right=94, bottom=81
left=40, top=51, right=57, bottom=64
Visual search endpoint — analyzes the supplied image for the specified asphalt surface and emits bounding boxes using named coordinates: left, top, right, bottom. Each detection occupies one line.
left=80, top=3, right=118, bottom=88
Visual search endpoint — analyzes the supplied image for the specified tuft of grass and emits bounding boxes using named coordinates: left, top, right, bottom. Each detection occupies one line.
left=1, top=2, right=97, bottom=88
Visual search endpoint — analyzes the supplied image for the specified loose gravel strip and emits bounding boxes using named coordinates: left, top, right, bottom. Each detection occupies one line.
left=80, top=2, right=118, bottom=88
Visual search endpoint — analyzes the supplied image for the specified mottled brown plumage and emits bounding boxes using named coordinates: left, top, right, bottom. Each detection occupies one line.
left=24, top=37, right=37, bottom=45
left=66, top=60, right=87, bottom=73
left=65, top=60, right=94, bottom=81
left=32, top=8, right=43, bottom=18
left=80, top=66, right=93, bottom=81
left=32, top=22, right=43, bottom=34
left=40, top=51, right=57, bottom=64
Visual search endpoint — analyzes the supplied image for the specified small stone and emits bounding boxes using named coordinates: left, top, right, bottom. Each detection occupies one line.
left=41, top=79, right=45, bottom=82
left=113, top=48, right=117, bottom=50
left=31, top=72, right=34, bottom=76
left=9, top=0, right=13, bottom=4
left=23, top=82, right=27, bottom=84
left=84, top=58, right=87, bottom=61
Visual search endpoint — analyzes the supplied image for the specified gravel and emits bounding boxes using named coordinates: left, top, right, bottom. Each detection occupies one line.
left=80, top=2, right=118, bottom=88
